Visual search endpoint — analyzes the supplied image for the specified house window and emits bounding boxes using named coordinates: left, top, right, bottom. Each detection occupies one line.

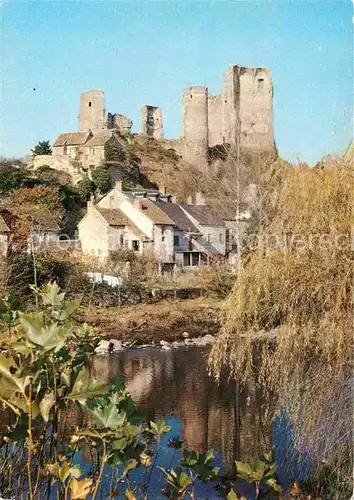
left=161, top=227, right=165, bottom=242
left=257, top=78, right=264, bottom=90
left=191, top=253, right=200, bottom=266
left=207, top=234, right=211, bottom=243
left=219, top=233, right=223, bottom=243
left=132, top=240, right=139, bottom=252
left=183, top=253, right=190, bottom=267
left=88, top=102, right=92, bottom=107
left=90, top=147, right=95, bottom=154
left=120, top=234, right=124, bottom=246
left=174, top=235, right=179, bottom=247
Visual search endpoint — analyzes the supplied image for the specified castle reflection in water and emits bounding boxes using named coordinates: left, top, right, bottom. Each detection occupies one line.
left=93, top=346, right=274, bottom=476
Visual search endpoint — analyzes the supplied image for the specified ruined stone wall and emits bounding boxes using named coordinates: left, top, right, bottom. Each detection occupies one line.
left=207, top=95, right=223, bottom=147
left=220, top=65, right=275, bottom=152
left=141, top=105, right=164, bottom=139
left=33, top=155, right=82, bottom=184
left=181, top=86, right=208, bottom=168
left=238, top=67, right=274, bottom=152
left=112, top=114, right=133, bottom=133
left=221, top=66, right=238, bottom=145
left=79, top=90, right=106, bottom=133
left=181, top=65, right=275, bottom=164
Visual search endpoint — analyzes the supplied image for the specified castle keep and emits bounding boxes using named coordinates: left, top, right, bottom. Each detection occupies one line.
left=34, top=64, right=275, bottom=180
left=181, top=65, right=275, bottom=167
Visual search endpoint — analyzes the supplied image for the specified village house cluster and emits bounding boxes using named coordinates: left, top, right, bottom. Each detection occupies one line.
left=78, top=181, right=229, bottom=267
left=0, top=180, right=255, bottom=268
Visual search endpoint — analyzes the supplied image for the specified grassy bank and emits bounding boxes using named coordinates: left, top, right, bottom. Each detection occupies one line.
left=81, top=297, right=222, bottom=344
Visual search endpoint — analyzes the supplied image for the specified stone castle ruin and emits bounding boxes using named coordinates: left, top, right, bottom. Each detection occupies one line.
left=33, top=64, right=275, bottom=182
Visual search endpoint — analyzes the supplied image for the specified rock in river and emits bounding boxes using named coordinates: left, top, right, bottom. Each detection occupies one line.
left=95, top=339, right=123, bottom=355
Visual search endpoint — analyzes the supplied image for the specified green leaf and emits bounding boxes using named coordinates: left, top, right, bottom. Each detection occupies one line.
left=47, top=462, right=72, bottom=483
left=263, top=451, right=273, bottom=462
left=39, top=281, right=65, bottom=307
left=112, top=437, right=128, bottom=450
left=250, top=458, right=267, bottom=480
left=123, top=459, right=138, bottom=476
left=69, top=371, right=108, bottom=405
left=20, top=314, right=67, bottom=351
left=159, top=467, right=193, bottom=492
left=69, top=477, right=94, bottom=499
left=39, top=391, right=55, bottom=422
left=0, top=354, right=30, bottom=396
left=227, top=490, right=241, bottom=500
left=266, top=477, right=283, bottom=493
left=19, top=312, right=42, bottom=336
left=235, top=460, right=252, bottom=481
left=89, top=403, right=126, bottom=429
left=69, top=466, right=82, bottom=479
left=147, top=418, right=171, bottom=437
left=59, top=299, right=81, bottom=321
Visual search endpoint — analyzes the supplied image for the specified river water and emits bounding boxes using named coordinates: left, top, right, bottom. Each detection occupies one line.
left=89, top=346, right=311, bottom=498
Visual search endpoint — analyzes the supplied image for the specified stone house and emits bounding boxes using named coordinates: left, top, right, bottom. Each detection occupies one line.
left=34, top=130, right=124, bottom=184
left=0, top=215, right=10, bottom=257
left=158, top=202, right=227, bottom=267
left=0, top=208, right=60, bottom=252
left=27, top=215, right=60, bottom=250
left=78, top=182, right=175, bottom=262
left=78, top=203, right=131, bottom=259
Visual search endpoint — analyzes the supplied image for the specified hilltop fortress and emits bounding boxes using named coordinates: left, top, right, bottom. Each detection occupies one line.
left=34, top=64, right=275, bottom=181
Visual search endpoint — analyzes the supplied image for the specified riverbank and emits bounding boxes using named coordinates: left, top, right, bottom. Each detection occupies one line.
left=82, top=297, right=223, bottom=345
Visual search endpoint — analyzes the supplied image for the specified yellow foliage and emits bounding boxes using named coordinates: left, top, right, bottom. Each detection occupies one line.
left=209, top=159, right=353, bottom=488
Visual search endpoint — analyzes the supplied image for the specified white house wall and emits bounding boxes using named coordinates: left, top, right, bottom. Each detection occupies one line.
left=78, top=209, right=110, bottom=258
left=180, top=209, right=227, bottom=255
left=153, top=226, right=174, bottom=262
left=108, top=226, right=125, bottom=252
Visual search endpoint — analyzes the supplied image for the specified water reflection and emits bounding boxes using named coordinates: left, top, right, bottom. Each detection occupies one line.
left=93, top=346, right=273, bottom=476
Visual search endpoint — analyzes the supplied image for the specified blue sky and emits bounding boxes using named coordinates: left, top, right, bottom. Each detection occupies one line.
left=1, top=0, right=353, bottom=165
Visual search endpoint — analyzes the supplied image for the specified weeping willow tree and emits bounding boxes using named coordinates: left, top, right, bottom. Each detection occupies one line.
left=209, top=157, right=353, bottom=495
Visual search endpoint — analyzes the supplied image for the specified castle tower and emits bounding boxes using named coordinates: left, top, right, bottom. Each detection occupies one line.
left=182, top=86, right=209, bottom=168
left=141, top=105, right=164, bottom=139
left=221, top=65, right=275, bottom=152
left=79, top=90, right=106, bottom=133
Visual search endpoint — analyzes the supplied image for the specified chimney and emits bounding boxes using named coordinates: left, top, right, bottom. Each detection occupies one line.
left=115, top=180, right=123, bottom=192
left=187, top=193, right=196, bottom=204
left=133, top=198, right=142, bottom=210
left=195, top=192, right=205, bottom=205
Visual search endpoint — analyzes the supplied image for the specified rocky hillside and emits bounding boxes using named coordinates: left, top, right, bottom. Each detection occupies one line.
left=128, top=135, right=201, bottom=201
